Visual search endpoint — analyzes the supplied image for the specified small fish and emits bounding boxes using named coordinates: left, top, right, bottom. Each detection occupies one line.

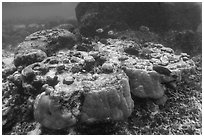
left=153, top=65, right=171, bottom=76
left=96, top=28, right=104, bottom=33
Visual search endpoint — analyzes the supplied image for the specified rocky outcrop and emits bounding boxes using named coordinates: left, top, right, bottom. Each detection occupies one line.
left=3, top=28, right=195, bottom=131
left=75, top=2, right=201, bottom=36
left=14, top=48, right=47, bottom=67
left=34, top=72, right=133, bottom=129
left=20, top=49, right=134, bottom=129
left=29, top=37, right=194, bottom=129
left=14, top=29, right=77, bottom=67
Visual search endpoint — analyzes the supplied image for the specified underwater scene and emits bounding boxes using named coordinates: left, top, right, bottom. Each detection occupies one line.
left=2, top=2, right=202, bottom=135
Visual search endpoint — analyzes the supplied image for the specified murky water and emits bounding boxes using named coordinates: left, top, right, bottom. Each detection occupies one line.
left=2, top=2, right=78, bottom=21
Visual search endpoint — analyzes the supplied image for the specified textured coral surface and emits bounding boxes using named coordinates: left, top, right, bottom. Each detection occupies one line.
left=2, top=24, right=201, bottom=135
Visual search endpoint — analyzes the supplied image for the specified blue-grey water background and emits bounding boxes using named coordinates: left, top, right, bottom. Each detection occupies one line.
left=2, top=2, right=78, bottom=22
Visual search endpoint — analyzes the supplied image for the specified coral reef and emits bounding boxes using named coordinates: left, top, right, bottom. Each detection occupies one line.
left=21, top=49, right=134, bottom=128
left=2, top=7, right=201, bottom=134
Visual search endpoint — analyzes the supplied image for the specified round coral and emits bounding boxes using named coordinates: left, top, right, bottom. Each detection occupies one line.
left=34, top=92, right=77, bottom=130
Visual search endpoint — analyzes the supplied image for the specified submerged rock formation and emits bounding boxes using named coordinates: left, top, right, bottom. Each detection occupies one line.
left=14, top=29, right=77, bottom=67
left=34, top=72, right=133, bottom=129
left=21, top=50, right=134, bottom=129
left=3, top=28, right=195, bottom=132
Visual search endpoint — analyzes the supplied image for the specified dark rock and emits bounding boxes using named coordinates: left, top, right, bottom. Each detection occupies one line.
left=14, top=29, right=77, bottom=67
left=76, top=2, right=201, bottom=36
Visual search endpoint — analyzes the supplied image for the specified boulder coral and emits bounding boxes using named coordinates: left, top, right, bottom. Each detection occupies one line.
left=3, top=28, right=196, bottom=131
left=14, top=29, right=77, bottom=67
left=80, top=73, right=134, bottom=123
left=34, top=92, right=77, bottom=130
left=34, top=92, right=76, bottom=129
left=33, top=72, right=134, bottom=129
left=14, top=48, right=47, bottom=67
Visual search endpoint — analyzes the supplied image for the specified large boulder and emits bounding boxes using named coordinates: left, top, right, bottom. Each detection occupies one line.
left=14, top=29, right=77, bottom=67
left=29, top=59, right=134, bottom=129
left=20, top=49, right=133, bottom=129
left=33, top=72, right=133, bottom=130
left=80, top=73, right=133, bottom=123
left=14, top=48, right=47, bottom=67
left=75, top=2, right=201, bottom=36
